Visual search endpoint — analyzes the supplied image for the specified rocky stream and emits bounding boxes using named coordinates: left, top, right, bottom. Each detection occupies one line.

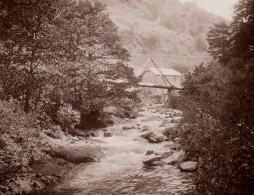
left=39, top=104, right=197, bottom=195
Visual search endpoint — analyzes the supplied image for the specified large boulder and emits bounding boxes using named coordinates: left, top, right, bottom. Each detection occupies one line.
left=50, top=145, right=102, bottom=164
left=141, top=131, right=165, bottom=143
left=179, top=161, right=198, bottom=172
left=162, top=126, right=178, bottom=138
left=143, top=154, right=162, bottom=166
left=161, top=150, right=185, bottom=165
left=103, top=106, right=126, bottom=118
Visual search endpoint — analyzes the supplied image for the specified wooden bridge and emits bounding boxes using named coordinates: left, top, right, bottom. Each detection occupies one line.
left=138, top=82, right=183, bottom=90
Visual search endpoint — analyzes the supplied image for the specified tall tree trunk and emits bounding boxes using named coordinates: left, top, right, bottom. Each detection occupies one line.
left=24, top=89, right=31, bottom=113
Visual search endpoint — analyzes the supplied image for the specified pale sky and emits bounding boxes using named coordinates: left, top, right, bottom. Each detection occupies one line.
left=179, top=0, right=239, bottom=20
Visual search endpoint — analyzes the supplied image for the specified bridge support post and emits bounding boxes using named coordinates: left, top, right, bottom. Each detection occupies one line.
left=165, top=88, right=173, bottom=103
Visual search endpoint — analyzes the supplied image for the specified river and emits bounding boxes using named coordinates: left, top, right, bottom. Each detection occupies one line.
left=40, top=104, right=195, bottom=195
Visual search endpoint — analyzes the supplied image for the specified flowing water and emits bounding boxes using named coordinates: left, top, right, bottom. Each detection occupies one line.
left=42, top=106, right=195, bottom=195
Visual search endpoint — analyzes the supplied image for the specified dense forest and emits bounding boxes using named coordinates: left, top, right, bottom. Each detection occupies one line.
left=0, top=0, right=139, bottom=193
left=174, top=0, right=254, bottom=193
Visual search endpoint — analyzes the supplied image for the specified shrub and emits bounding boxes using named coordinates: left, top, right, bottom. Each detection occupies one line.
left=57, top=104, right=81, bottom=130
left=0, top=99, right=42, bottom=184
left=178, top=61, right=254, bottom=194
left=179, top=109, right=254, bottom=194
left=167, top=95, right=183, bottom=109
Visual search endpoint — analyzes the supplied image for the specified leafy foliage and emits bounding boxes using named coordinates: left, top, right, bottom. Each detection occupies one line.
left=0, top=99, right=43, bottom=183
left=0, top=0, right=139, bottom=130
left=0, top=0, right=139, bottom=192
left=178, top=61, right=254, bottom=194
left=178, top=1, right=254, bottom=193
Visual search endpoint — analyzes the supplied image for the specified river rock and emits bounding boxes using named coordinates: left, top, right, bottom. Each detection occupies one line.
left=141, top=131, right=165, bottom=143
left=50, top=145, right=101, bottom=163
left=146, top=150, right=154, bottom=155
left=143, top=125, right=150, bottom=131
left=172, top=111, right=183, bottom=117
left=179, top=161, right=198, bottom=172
left=122, top=126, right=134, bottom=130
left=152, top=161, right=164, bottom=166
left=103, top=106, right=126, bottom=118
left=104, top=132, right=113, bottom=137
left=168, top=143, right=181, bottom=150
left=162, top=119, right=172, bottom=125
left=161, top=150, right=185, bottom=165
left=104, top=119, right=114, bottom=125
left=171, top=118, right=181, bottom=123
left=160, top=151, right=174, bottom=159
left=162, top=126, right=178, bottom=138
left=143, top=154, right=161, bottom=166
left=161, top=155, right=176, bottom=165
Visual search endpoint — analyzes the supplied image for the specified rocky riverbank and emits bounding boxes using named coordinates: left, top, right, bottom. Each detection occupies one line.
left=0, top=132, right=104, bottom=195
left=34, top=102, right=196, bottom=194
left=2, top=102, right=197, bottom=195
left=139, top=105, right=198, bottom=172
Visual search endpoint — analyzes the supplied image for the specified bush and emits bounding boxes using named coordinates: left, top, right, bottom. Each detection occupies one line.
left=0, top=99, right=43, bottom=184
left=167, top=95, right=183, bottom=109
left=178, top=61, right=254, bottom=194
left=57, top=104, right=80, bottom=130
left=179, top=109, right=254, bottom=194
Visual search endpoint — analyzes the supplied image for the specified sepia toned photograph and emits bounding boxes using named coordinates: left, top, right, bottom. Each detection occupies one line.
left=0, top=0, right=253, bottom=194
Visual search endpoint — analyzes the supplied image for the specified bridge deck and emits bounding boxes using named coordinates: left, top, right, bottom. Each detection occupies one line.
left=138, top=82, right=182, bottom=90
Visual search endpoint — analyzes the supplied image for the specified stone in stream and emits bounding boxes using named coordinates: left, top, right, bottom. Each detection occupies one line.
left=160, top=151, right=174, bottom=159
left=103, top=106, right=125, bottom=118
left=161, top=150, right=185, bottom=165
left=142, top=154, right=162, bottom=166
left=145, top=150, right=154, bottom=155
left=159, top=124, right=166, bottom=127
left=162, top=119, right=172, bottom=125
left=162, top=126, right=178, bottom=139
left=179, top=161, right=198, bottom=172
left=171, top=118, right=181, bottom=123
left=49, top=145, right=101, bottom=163
left=172, top=111, right=183, bottom=117
left=152, top=161, right=164, bottom=166
left=141, top=131, right=165, bottom=143
left=104, top=132, right=113, bottom=137
left=143, top=125, right=150, bottom=131
left=168, top=143, right=181, bottom=150
left=122, top=126, right=134, bottom=130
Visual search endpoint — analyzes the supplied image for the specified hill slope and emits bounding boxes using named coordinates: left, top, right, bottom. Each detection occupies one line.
left=101, top=0, right=224, bottom=72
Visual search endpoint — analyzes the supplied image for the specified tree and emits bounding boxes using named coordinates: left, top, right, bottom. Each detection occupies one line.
left=230, top=0, right=254, bottom=60
left=207, top=22, right=230, bottom=61
left=0, top=0, right=63, bottom=112
left=177, top=2, right=254, bottom=193
left=0, top=0, right=137, bottom=128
